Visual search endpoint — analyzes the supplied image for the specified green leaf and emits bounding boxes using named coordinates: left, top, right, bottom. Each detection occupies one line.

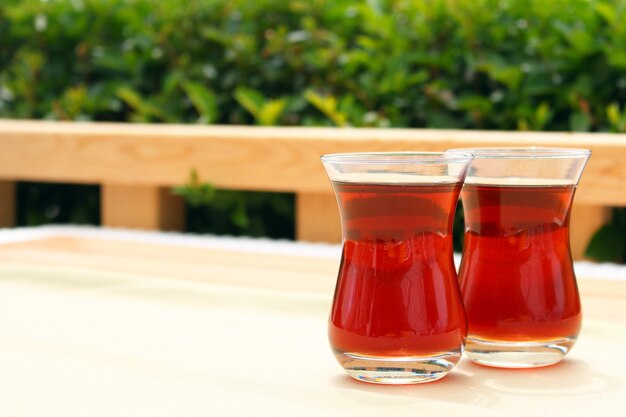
left=407, top=69, right=429, bottom=86
left=585, top=225, right=626, bottom=262
left=304, top=89, right=348, bottom=126
left=596, top=3, right=616, bottom=25
left=607, top=102, right=620, bottom=126
left=115, top=87, right=143, bottom=110
left=606, top=102, right=626, bottom=132
left=234, top=87, right=264, bottom=120
left=231, top=195, right=249, bottom=228
left=172, top=169, right=216, bottom=207
left=258, top=98, right=287, bottom=126
left=116, top=87, right=167, bottom=121
left=569, top=112, right=591, bottom=131
left=182, top=81, right=218, bottom=123
left=163, top=71, right=184, bottom=96
left=517, top=119, right=530, bottom=131
left=605, top=47, right=626, bottom=69
left=567, top=30, right=595, bottom=55
left=427, top=112, right=463, bottom=129
left=534, top=102, right=552, bottom=130
left=457, top=94, right=493, bottom=114
left=233, top=87, right=286, bottom=125
left=479, top=62, right=523, bottom=91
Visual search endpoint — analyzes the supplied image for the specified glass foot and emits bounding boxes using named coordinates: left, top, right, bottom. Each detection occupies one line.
left=333, top=350, right=462, bottom=384
left=465, top=337, right=577, bottom=368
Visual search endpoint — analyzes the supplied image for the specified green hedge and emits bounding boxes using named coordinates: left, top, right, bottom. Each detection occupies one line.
left=3, top=0, right=626, bottom=130
left=1, top=0, right=625, bottom=258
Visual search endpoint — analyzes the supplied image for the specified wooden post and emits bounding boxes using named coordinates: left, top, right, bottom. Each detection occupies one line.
left=296, top=192, right=341, bottom=243
left=0, top=181, right=15, bottom=228
left=570, top=204, right=612, bottom=260
left=102, top=184, right=185, bottom=231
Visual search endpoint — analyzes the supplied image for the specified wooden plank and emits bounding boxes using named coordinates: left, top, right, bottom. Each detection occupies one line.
left=0, top=181, right=15, bottom=228
left=296, top=192, right=342, bottom=242
left=570, top=204, right=612, bottom=261
left=101, top=184, right=184, bottom=231
left=0, top=120, right=625, bottom=205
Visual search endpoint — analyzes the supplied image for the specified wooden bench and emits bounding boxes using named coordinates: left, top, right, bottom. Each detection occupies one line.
left=1, top=120, right=625, bottom=259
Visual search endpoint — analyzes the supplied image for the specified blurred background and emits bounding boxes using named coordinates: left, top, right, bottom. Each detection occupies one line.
left=1, top=0, right=625, bottom=261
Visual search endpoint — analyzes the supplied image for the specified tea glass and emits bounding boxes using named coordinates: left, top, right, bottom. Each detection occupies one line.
left=450, top=147, right=591, bottom=368
left=321, top=152, right=472, bottom=384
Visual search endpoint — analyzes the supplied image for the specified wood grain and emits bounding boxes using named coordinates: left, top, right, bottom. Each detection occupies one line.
left=296, top=192, right=341, bottom=242
left=1, top=120, right=625, bottom=205
left=0, top=181, right=15, bottom=228
left=570, top=205, right=612, bottom=260
left=102, top=184, right=184, bottom=231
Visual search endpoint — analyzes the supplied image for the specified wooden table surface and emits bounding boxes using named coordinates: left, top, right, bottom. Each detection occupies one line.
left=1, top=233, right=625, bottom=416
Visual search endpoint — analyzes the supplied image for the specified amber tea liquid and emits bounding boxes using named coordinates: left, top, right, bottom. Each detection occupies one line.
left=329, top=181, right=467, bottom=359
left=459, top=183, right=582, bottom=365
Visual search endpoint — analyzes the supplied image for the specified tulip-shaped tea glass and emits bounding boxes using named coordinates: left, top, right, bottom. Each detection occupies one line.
left=451, top=148, right=591, bottom=368
left=321, top=152, right=472, bottom=384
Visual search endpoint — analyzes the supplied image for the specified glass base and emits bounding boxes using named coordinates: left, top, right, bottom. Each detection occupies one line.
left=465, top=337, right=577, bottom=368
left=333, top=350, right=462, bottom=384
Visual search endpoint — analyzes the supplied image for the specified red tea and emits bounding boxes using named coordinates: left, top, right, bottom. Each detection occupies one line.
left=459, top=183, right=582, bottom=342
left=328, top=181, right=467, bottom=357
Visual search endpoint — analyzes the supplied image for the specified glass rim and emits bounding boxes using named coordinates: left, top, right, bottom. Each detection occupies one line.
left=447, top=147, right=591, bottom=159
left=320, top=151, right=473, bottom=165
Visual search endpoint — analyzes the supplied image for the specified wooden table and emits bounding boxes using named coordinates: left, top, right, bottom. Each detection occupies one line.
left=0, top=228, right=625, bottom=416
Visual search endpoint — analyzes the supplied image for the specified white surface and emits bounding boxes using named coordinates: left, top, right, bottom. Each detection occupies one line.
left=0, top=263, right=624, bottom=417
left=1, top=225, right=625, bottom=280
left=0, top=225, right=342, bottom=259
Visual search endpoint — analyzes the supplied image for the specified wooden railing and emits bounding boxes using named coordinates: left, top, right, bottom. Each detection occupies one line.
left=2, top=119, right=626, bottom=259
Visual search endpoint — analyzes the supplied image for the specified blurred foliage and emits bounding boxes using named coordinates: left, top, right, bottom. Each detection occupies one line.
left=453, top=200, right=465, bottom=251
left=585, top=209, right=626, bottom=263
left=2, top=0, right=626, bottom=252
left=173, top=170, right=294, bottom=238
left=3, top=0, right=626, bottom=130
left=16, top=182, right=100, bottom=226
left=185, top=191, right=294, bottom=239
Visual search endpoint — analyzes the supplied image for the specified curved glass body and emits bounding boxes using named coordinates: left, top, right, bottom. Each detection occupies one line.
left=321, top=152, right=472, bottom=384
left=450, top=148, right=591, bottom=368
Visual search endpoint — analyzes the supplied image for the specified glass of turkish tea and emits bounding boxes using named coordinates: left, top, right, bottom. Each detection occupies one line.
left=449, top=147, right=591, bottom=368
left=321, top=152, right=473, bottom=384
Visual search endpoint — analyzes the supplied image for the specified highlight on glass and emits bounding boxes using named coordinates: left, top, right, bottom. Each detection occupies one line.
left=449, top=147, right=591, bottom=368
left=321, top=152, right=473, bottom=384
